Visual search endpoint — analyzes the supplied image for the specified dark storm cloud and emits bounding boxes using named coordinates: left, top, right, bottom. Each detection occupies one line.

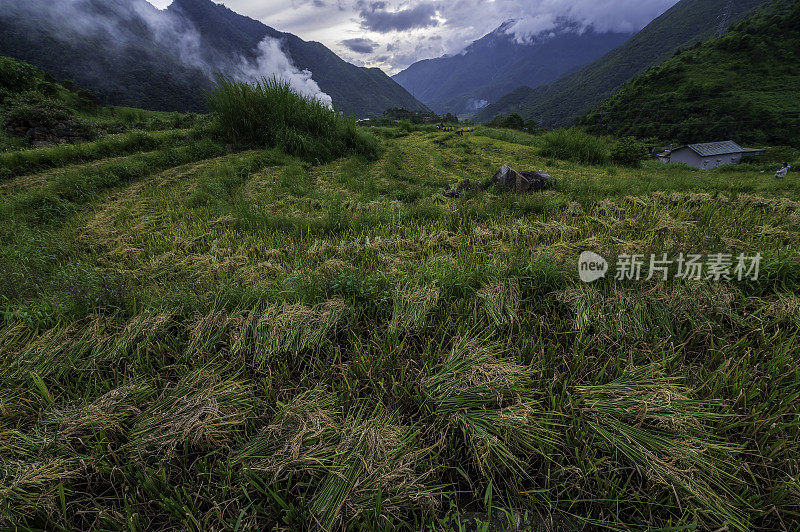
left=359, top=1, right=439, bottom=33
left=340, top=37, right=379, bottom=53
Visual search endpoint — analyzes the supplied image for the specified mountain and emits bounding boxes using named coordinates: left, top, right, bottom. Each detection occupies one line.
left=392, top=21, right=632, bottom=116
left=165, top=0, right=427, bottom=117
left=475, top=0, right=770, bottom=127
left=0, top=0, right=427, bottom=117
left=580, top=0, right=800, bottom=145
left=0, top=0, right=209, bottom=112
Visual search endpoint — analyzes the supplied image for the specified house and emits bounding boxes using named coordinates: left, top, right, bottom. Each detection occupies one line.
left=657, top=141, right=765, bottom=169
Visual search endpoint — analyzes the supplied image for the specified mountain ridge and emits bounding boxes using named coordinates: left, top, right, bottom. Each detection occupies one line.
left=392, top=21, right=632, bottom=116
left=579, top=0, right=800, bottom=145
left=474, top=0, right=770, bottom=126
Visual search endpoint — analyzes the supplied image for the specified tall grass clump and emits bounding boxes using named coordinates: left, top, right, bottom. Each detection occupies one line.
left=206, top=77, right=380, bottom=163
left=538, top=128, right=610, bottom=165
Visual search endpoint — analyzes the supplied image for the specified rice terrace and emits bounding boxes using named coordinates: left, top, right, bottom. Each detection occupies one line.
left=1, top=0, right=799, bottom=530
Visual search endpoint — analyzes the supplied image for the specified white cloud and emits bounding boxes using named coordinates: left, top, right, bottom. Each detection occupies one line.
left=235, top=38, right=333, bottom=107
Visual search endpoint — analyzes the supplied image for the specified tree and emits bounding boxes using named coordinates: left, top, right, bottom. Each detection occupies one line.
left=501, top=113, right=525, bottom=130
left=524, top=119, right=539, bottom=132
left=443, top=113, right=459, bottom=124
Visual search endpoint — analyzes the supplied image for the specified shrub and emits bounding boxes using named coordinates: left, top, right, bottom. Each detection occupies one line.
left=206, top=77, right=380, bottom=163
left=500, top=113, right=525, bottom=131
left=751, top=145, right=799, bottom=166
left=539, top=128, right=610, bottom=165
left=610, top=136, right=647, bottom=167
left=0, top=56, right=42, bottom=93
left=2, top=96, right=98, bottom=141
left=488, top=113, right=532, bottom=131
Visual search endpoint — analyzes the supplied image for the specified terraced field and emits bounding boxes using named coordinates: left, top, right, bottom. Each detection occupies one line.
left=1, top=127, right=799, bottom=529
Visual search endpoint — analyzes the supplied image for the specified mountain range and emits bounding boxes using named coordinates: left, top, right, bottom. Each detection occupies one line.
left=474, top=0, right=770, bottom=127
left=0, top=0, right=427, bottom=117
left=393, top=21, right=632, bottom=117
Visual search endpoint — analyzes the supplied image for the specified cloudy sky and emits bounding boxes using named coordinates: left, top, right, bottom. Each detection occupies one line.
left=146, top=0, right=679, bottom=74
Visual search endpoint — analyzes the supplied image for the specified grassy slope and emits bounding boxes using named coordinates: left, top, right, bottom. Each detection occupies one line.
left=580, top=0, right=800, bottom=145
left=475, top=0, right=768, bottom=127
left=1, top=129, right=799, bottom=529
left=0, top=55, right=202, bottom=159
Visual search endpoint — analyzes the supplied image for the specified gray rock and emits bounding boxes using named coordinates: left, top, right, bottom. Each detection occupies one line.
left=493, top=164, right=554, bottom=193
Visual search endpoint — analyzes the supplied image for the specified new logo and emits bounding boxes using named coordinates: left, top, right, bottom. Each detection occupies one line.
left=578, top=251, right=608, bottom=283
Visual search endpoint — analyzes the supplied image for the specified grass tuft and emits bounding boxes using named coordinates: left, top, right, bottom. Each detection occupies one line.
left=206, top=77, right=381, bottom=163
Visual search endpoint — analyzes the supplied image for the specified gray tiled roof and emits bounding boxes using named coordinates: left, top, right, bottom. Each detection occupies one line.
left=686, top=141, right=746, bottom=156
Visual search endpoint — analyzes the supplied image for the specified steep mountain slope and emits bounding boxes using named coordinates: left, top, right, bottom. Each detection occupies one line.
left=580, top=0, right=800, bottom=145
left=0, top=0, right=210, bottom=112
left=392, top=21, right=631, bottom=116
left=0, top=0, right=427, bottom=116
left=475, top=0, right=769, bottom=126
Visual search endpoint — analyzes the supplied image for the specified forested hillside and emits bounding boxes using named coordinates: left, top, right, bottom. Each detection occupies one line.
left=0, top=0, right=210, bottom=112
left=475, top=0, right=768, bottom=127
left=580, top=0, right=800, bottom=145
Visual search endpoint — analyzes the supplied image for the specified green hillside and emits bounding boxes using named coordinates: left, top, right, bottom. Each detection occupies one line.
left=0, top=56, right=200, bottom=155
left=581, top=0, right=800, bottom=144
left=475, top=0, right=768, bottom=127
left=392, top=22, right=631, bottom=116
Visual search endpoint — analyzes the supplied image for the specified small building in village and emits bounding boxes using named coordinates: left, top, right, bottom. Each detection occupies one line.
left=657, top=141, right=765, bottom=169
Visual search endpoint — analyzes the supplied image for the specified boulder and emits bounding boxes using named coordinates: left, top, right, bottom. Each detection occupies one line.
left=492, top=164, right=555, bottom=193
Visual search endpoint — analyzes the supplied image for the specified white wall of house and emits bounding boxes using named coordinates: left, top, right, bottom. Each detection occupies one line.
left=667, top=149, right=743, bottom=169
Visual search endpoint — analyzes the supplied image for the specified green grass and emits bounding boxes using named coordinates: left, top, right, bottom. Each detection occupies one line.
left=206, top=77, right=380, bottom=163
left=473, top=126, right=541, bottom=147
left=539, top=128, right=611, bottom=165
left=0, top=129, right=191, bottom=180
left=0, top=126, right=799, bottom=530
